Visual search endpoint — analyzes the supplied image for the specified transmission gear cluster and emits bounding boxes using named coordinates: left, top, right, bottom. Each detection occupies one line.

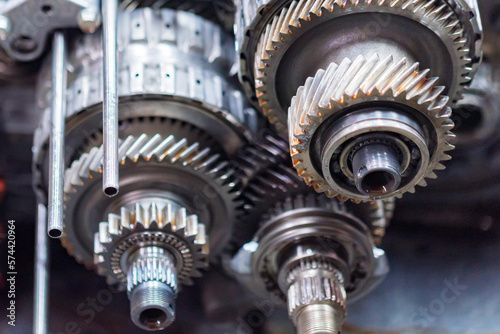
left=6, top=0, right=486, bottom=332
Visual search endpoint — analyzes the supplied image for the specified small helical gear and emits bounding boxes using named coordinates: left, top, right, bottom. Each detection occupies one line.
left=62, top=134, right=241, bottom=267
left=289, top=55, right=455, bottom=201
left=252, top=0, right=475, bottom=131
left=94, top=203, right=208, bottom=289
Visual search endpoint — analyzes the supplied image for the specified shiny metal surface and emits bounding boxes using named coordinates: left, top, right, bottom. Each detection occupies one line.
left=102, top=0, right=120, bottom=197
left=33, top=203, right=49, bottom=334
left=352, top=143, right=402, bottom=197
left=0, top=1, right=499, bottom=333
left=47, top=32, right=66, bottom=238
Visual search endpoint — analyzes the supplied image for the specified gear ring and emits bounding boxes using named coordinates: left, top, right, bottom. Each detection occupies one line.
left=62, top=134, right=241, bottom=267
left=289, top=56, right=455, bottom=201
left=251, top=0, right=475, bottom=132
left=95, top=203, right=208, bottom=289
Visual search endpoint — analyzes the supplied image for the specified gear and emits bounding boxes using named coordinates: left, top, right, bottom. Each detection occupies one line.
left=286, top=259, right=346, bottom=328
left=62, top=133, right=241, bottom=267
left=289, top=56, right=455, bottom=201
left=94, top=202, right=208, bottom=289
left=237, top=0, right=480, bottom=131
left=33, top=8, right=257, bottom=204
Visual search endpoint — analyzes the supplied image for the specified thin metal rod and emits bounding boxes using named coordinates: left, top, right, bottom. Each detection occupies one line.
left=34, top=203, right=49, bottom=334
left=102, top=0, right=119, bottom=197
left=47, top=31, right=67, bottom=238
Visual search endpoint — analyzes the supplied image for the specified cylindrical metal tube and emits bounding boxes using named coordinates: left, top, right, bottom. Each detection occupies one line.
left=102, top=0, right=119, bottom=197
left=34, top=203, right=49, bottom=334
left=352, top=144, right=402, bottom=197
left=47, top=31, right=67, bottom=238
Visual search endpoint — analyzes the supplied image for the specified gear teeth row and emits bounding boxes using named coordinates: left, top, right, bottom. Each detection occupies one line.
left=62, top=133, right=239, bottom=266
left=253, top=0, right=472, bottom=131
left=286, top=259, right=346, bottom=317
left=289, top=55, right=456, bottom=200
left=265, top=192, right=346, bottom=221
left=237, top=132, right=290, bottom=183
left=63, top=134, right=241, bottom=197
left=94, top=203, right=208, bottom=289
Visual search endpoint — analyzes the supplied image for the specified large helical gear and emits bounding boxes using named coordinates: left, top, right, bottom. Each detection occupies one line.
left=253, top=0, right=474, bottom=131
left=62, top=134, right=241, bottom=267
left=94, top=203, right=208, bottom=288
left=289, top=56, right=455, bottom=201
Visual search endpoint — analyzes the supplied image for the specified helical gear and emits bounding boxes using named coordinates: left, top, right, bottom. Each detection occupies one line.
left=289, top=56, right=455, bottom=201
left=247, top=0, right=478, bottom=131
left=62, top=133, right=241, bottom=267
left=94, top=203, right=208, bottom=289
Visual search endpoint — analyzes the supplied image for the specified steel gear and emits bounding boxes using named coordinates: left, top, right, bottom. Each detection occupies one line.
left=252, top=0, right=475, bottom=131
left=289, top=56, right=455, bottom=201
left=230, top=192, right=388, bottom=334
left=33, top=7, right=257, bottom=204
left=62, top=133, right=241, bottom=267
left=94, top=203, right=208, bottom=287
left=94, top=202, right=208, bottom=330
left=234, top=0, right=482, bottom=130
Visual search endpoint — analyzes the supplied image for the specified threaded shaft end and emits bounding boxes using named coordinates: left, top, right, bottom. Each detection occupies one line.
left=295, top=304, right=343, bottom=334
left=130, top=280, right=177, bottom=331
left=127, top=247, right=178, bottom=331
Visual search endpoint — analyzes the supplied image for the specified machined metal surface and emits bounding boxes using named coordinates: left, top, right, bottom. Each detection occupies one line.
left=47, top=31, right=67, bottom=238
left=102, top=0, right=120, bottom=197
left=235, top=0, right=482, bottom=128
left=288, top=57, right=455, bottom=201
left=0, top=0, right=100, bottom=62
left=33, top=8, right=257, bottom=205
left=62, top=133, right=239, bottom=267
left=95, top=202, right=208, bottom=331
left=33, top=203, right=49, bottom=334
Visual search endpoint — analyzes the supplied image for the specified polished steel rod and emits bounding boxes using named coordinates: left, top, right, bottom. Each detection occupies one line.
left=34, top=203, right=49, bottom=334
left=102, top=0, right=119, bottom=197
left=47, top=31, right=67, bottom=238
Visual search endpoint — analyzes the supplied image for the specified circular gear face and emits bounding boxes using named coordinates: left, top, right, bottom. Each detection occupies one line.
left=250, top=0, right=476, bottom=132
left=288, top=56, right=455, bottom=202
left=95, top=202, right=209, bottom=289
left=62, top=133, right=241, bottom=267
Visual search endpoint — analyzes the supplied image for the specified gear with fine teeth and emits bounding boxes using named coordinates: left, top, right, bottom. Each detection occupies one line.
left=249, top=0, right=480, bottom=131
left=62, top=133, right=240, bottom=267
left=289, top=55, right=456, bottom=201
left=94, top=203, right=208, bottom=289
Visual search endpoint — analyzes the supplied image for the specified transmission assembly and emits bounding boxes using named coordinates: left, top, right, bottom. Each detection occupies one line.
left=0, top=0, right=487, bottom=332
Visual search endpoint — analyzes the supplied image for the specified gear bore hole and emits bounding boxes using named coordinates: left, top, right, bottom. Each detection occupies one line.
left=139, top=308, right=167, bottom=329
left=361, top=171, right=398, bottom=196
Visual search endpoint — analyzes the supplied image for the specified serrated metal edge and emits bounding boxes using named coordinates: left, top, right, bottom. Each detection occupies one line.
left=289, top=55, right=455, bottom=202
left=249, top=0, right=474, bottom=131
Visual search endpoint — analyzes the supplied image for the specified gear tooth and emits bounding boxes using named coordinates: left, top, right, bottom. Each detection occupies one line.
left=98, top=222, right=110, bottom=245
left=434, top=163, right=446, bottom=171
left=121, top=207, right=132, bottom=230
left=163, top=138, right=189, bottom=161
left=126, top=134, right=150, bottom=162
left=186, top=215, right=199, bottom=237
left=174, top=207, right=187, bottom=232
left=418, top=179, right=428, bottom=187
left=428, top=171, right=438, bottom=179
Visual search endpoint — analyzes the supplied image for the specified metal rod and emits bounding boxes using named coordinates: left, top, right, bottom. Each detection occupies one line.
left=34, top=203, right=49, bottom=334
left=102, top=0, right=119, bottom=197
left=47, top=31, right=67, bottom=238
